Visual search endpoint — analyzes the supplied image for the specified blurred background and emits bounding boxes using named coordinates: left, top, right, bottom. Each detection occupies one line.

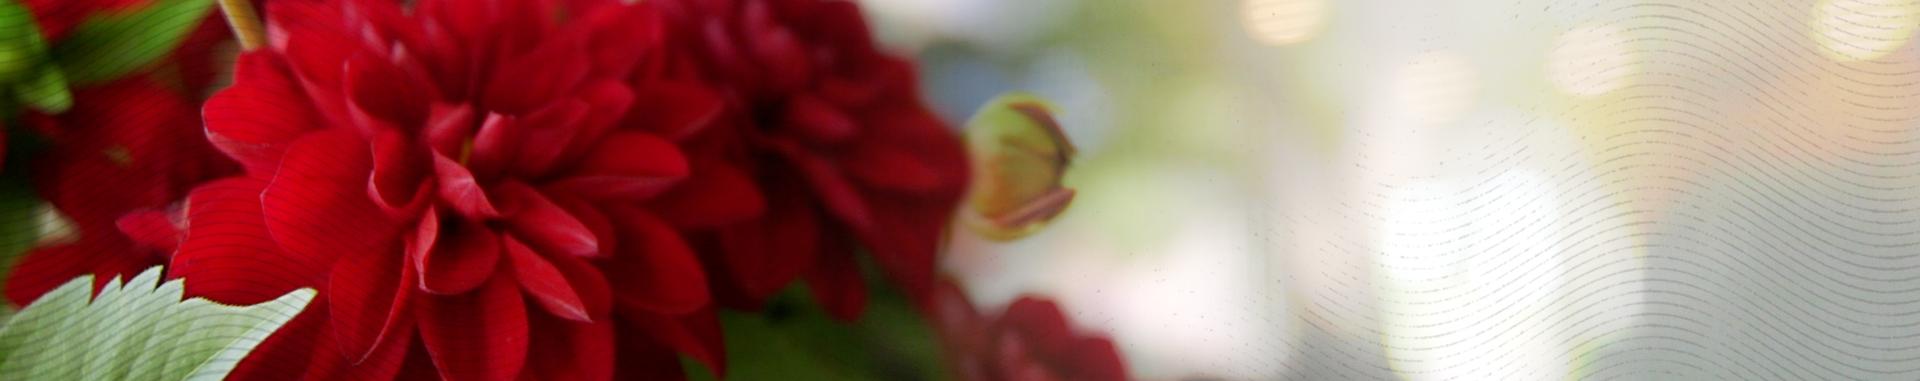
left=871, top=0, right=1920, bottom=379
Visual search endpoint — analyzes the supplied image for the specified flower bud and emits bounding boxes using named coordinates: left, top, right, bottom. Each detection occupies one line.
left=963, top=93, right=1076, bottom=241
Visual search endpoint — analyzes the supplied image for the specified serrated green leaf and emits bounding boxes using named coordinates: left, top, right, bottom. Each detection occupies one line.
left=0, top=266, right=314, bottom=381
left=51, top=0, right=214, bottom=85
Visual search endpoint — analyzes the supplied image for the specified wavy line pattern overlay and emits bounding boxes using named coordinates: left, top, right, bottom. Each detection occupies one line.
left=1237, top=0, right=1920, bottom=379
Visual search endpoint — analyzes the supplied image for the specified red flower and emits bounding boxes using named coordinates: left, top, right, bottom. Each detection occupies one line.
left=3, top=76, right=235, bottom=305
left=931, top=281, right=1131, bottom=381
left=652, top=0, right=970, bottom=319
left=179, top=0, right=719, bottom=379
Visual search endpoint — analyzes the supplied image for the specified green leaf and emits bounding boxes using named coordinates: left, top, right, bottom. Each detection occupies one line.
left=0, top=0, right=65, bottom=112
left=0, top=266, right=315, bottom=381
left=695, top=286, right=949, bottom=381
left=0, top=0, right=50, bottom=82
left=51, top=0, right=214, bottom=85
left=12, top=66, right=69, bottom=112
left=0, top=175, right=43, bottom=312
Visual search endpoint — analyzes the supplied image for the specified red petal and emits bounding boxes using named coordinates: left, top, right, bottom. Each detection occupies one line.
left=411, top=211, right=502, bottom=294
left=504, top=235, right=592, bottom=322
left=768, top=140, right=875, bottom=230
left=652, top=159, right=765, bottom=229
left=262, top=129, right=406, bottom=267
left=264, top=0, right=347, bottom=51
left=170, top=178, right=325, bottom=305
left=627, top=81, right=721, bottom=140
left=115, top=208, right=182, bottom=251
left=562, top=81, right=635, bottom=155
left=498, top=181, right=600, bottom=257
left=415, top=0, right=489, bottom=54
left=781, top=94, right=857, bottom=144
left=928, top=280, right=988, bottom=352
left=545, top=251, right=614, bottom=319
left=417, top=273, right=529, bottom=381
left=335, top=307, right=418, bottom=381
left=857, top=195, right=950, bottom=305
left=698, top=16, right=757, bottom=88
left=394, top=339, right=441, bottom=380
left=425, top=103, right=476, bottom=155
left=4, top=240, right=147, bottom=306
left=328, top=238, right=415, bottom=363
left=510, top=100, right=589, bottom=177
left=279, top=22, right=357, bottom=125
left=346, top=51, right=432, bottom=129
left=524, top=307, right=615, bottom=381
left=714, top=192, right=818, bottom=302
left=433, top=152, right=503, bottom=218
left=1000, top=298, right=1077, bottom=357
left=1066, top=337, right=1129, bottom=381
left=842, top=144, right=947, bottom=191
left=863, top=104, right=970, bottom=187
left=550, top=132, right=687, bottom=201
left=546, top=192, right=618, bottom=259
left=467, top=113, right=516, bottom=180
left=583, top=4, right=660, bottom=77
left=806, top=237, right=868, bottom=321
left=620, top=307, right=724, bottom=375
left=604, top=207, right=710, bottom=314
left=613, top=321, right=691, bottom=380
left=203, top=53, right=320, bottom=176
left=223, top=298, right=327, bottom=381
left=485, top=34, right=589, bottom=114
left=368, top=129, right=431, bottom=212
left=742, top=1, right=810, bottom=91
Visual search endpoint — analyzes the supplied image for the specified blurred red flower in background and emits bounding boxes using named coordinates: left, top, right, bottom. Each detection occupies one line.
left=3, top=76, right=235, bottom=305
left=3, top=0, right=238, bottom=305
left=176, top=0, right=720, bottom=379
left=931, top=281, right=1130, bottom=381
left=653, top=0, right=970, bottom=320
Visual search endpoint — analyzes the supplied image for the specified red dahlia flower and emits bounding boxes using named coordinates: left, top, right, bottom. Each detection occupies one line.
left=179, top=0, right=720, bottom=379
left=931, top=281, right=1130, bottom=381
left=652, top=0, right=970, bottom=320
left=4, top=76, right=235, bottom=305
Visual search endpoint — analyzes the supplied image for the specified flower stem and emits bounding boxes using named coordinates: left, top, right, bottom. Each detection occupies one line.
left=216, top=0, right=266, bottom=51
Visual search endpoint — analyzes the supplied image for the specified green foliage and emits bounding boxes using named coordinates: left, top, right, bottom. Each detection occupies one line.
left=690, top=286, right=950, bottom=381
left=51, top=0, right=214, bottom=85
left=10, top=65, right=66, bottom=112
left=0, top=174, right=40, bottom=314
left=0, top=0, right=66, bottom=113
left=0, top=0, right=215, bottom=114
left=0, top=266, right=315, bottom=381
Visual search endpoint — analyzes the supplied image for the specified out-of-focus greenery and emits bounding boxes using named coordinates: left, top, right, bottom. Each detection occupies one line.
left=0, top=0, right=67, bottom=113
left=688, top=285, right=950, bottom=381
left=52, top=0, right=214, bottom=85
left=0, top=156, right=41, bottom=316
